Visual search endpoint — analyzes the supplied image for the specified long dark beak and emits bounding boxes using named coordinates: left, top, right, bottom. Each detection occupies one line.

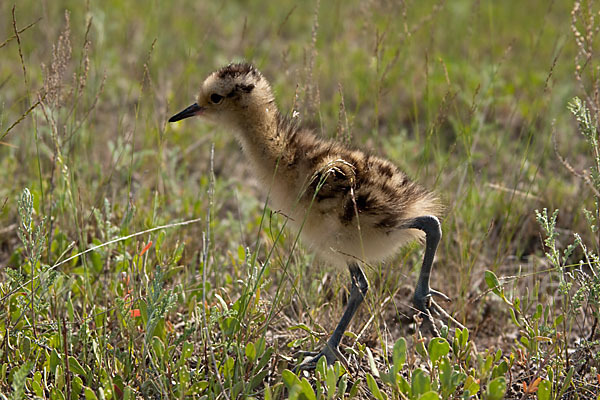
left=168, top=103, right=203, bottom=122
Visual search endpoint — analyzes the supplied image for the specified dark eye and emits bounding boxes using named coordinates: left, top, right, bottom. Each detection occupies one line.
left=210, top=93, right=224, bottom=104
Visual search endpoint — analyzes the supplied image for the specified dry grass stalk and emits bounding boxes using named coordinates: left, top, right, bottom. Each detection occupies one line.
left=43, top=11, right=72, bottom=108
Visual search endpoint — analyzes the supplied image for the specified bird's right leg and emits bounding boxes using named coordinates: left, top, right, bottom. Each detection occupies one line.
left=295, top=262, right=369, bottom=371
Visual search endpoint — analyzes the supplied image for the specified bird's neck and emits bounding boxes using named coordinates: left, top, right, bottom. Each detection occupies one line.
left=234, top=102, right=285, bottom=174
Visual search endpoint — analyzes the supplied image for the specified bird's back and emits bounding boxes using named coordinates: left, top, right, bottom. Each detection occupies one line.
left=263, top=116, right=441, bottom=266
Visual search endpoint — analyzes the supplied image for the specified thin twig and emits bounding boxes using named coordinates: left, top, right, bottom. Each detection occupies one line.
left=0, top=216, right=204, bottom=303
left=12, top=6, right=29, bottom=92
left=1, top=9, right=43, bottom=144
left=0, top=96, right=45, bottom=143
left=201, top=144, right=231, bottom=400
left=553, top=127, right=600, bottom=198
left=0, top=15, right=40, bottom=49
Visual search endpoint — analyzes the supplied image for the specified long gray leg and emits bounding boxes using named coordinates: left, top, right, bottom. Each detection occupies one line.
left=296, top=262, right=368, bottom=370
left=406, top=215, right=449, bottom=329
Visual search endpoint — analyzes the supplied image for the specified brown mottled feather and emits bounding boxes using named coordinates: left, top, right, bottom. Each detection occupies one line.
left=178, top=63, right=442, bottom=267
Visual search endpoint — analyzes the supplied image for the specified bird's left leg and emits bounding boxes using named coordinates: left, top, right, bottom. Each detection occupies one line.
left=406, top=215, right=451, bottom=333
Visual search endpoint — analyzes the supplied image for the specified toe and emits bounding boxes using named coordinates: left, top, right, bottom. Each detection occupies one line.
left=294, top=352, right=327, bottom=372
left=413, top=288, right=450, bottom=313
left=293, top=350, right=320, bottom=358
left=413, top=293, right=431, bottom=314
left=293, top=343, right=348, bottom=372
left=429, top=288, right=451, bottom=302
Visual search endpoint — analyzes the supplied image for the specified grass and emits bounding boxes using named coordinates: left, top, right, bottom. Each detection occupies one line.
left=1, top=0, right=599, bottom=398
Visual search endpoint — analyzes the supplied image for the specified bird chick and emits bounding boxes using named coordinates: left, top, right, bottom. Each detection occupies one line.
left=169, top=62, right=450, bottom=369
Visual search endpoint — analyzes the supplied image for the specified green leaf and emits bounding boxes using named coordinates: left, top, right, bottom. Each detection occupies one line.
left=249, top=369, right=269, bottom=392
left=514, top=297, right=521, bottom=313
left=392, top=337, right=407, bottom=368
left=485, top=377, right=506, bottom=400
left=245, top=342, right=256, bottom=362
left=255, top=338, right=266, bottom=356
left=458, top=327, right=469, bottom=349
left=299, top=377, right=316, bottom=400
left=72, top=375, right=84, bottom=397
left=288, top=323, right=314, bottom=332
left=428, top=337, right=450, bottom=363
left=366, top=373, right=386, bottom=400
left=55, top=365, right=64, bottom=390
left=537, top=379, right=551, bottom=400
left=509, top=308, right=521, bottom=327
left=21, top=336, right=31, bottom=358
left=179, top=365, right=191, bottom=389
left=464, top=375, right=480, bottom=396
left=265, top=384, right=273, bottom=400
left=232, top=381, right=243, bottom=398
left=418, top=392, right=440, bottom=400
left=32, top=379, right=43, bottom=397
left=553, top=314, right=564, bottom=328
left=325, top=363, right=337, bottom=399
left=491, top=360, right=508, bottom=380
left=349, top=379, right=360, bottom=398
left=366, top=347, right=379, bottom=377
left=222, top=356, right=235, bottom=380
left=122, top=386, right=134, bottom=400
left=282, top=369, right=301, bottom=390
left=439, top=357, right=463, bottom=396
left=557, top=368, right=574, bottom=399
left=484, top=270, right=501, bottom=294
left=532, top=304, right=542, bottom=320
left=50, top=349, right=61, bottom=371
left=187, top=381, right=208, bottom=396
left=182, top=341, right=194, bottom=359
left=84, top=387, right=98, bottom=400
left=337, top=373, right=348, bottom=398
left=254, top=347, right=274, bottom=372
left=411, top=369, right=430, bottom=396
left=51, top=387, right=66, bottom=400
left=398, top=375, right=411, bottom=395
left=33, top=371, right=42, bottom=386
left=89, top=250, right=103, bottom=274
left=1, top=363, right=7, bottom=381
left=315, top=355, right=327, bottom=377
left=416, top=338, right=428, bottom=358
left=68, top=356, right=87, bottom=376
left=492, top=349, right=500, bottom=362
left=152, top=336, right=165, bottom=359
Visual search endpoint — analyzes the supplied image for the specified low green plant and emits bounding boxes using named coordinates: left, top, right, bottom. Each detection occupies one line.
left=484, top=96, right=600, bottom=399
left=372, top=333, right=505, bottom=400
left=16, top=188, right=49, bottom=332
left=280, top=358, right=354, bottom=400
left=281, top=331, right=508, bottom=400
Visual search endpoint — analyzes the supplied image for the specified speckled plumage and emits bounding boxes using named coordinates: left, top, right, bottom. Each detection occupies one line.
left=172, top=62, right=440, bottom=266
left=170, top=62, right=449, bottom=368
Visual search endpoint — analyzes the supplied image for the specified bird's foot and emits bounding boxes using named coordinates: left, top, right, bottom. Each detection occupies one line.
left=413, top=288, right=452, bottom=336
left=293, top=342, right=348, bottom=372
